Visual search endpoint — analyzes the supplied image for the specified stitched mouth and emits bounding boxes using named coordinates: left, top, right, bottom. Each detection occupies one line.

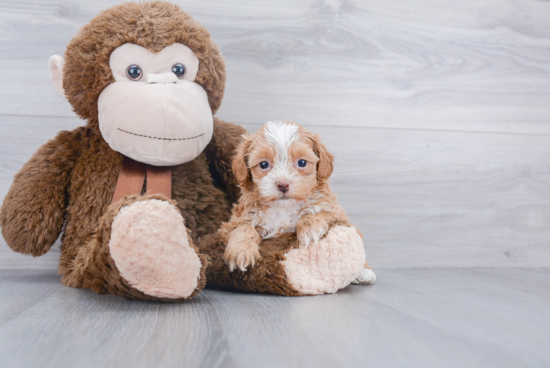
left=117, top=128, right=205, bottom=141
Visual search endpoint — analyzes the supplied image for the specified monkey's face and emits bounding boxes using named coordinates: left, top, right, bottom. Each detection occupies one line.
left=95, top=43, right=213, bottom=166
left=47, top=2, right=227, bottom=167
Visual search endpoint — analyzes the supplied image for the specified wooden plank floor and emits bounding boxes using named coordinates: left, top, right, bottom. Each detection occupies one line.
left=0, top=268, right=549, bottom=368
left=1, top=1, right=550, bottom=367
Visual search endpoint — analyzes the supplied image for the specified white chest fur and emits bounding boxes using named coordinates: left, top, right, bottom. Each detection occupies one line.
left=252, top=199, right=322, bottom=239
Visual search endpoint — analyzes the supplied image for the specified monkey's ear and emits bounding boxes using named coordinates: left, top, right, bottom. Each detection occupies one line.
left=48, top=55, right=67, bottom=101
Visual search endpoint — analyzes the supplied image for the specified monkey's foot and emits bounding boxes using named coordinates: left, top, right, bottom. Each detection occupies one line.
left=108, top=196, right=205, bottom=300
left=281, top=225, right=366, bottom=295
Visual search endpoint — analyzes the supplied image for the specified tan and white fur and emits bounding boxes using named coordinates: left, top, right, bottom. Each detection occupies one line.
left=221, top=120, right=375, bottom=285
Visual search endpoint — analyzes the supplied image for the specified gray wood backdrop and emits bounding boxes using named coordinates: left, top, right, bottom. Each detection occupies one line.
left=1, top=0, right=549, bottom=269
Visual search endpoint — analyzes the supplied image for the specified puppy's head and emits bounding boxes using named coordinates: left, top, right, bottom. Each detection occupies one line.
left=232, top=121, right=334, bottom=201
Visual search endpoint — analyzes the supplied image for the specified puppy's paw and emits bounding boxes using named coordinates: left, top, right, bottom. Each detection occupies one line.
left=351, top=268, right=376, bottom=285
left=223, top=239, right=261, bottom=272
left=297, top=217, right=329, bottom=248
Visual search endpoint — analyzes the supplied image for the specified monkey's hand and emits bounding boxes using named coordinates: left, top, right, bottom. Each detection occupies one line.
left=0, top=129, right=81, bottom=256
left=297, top=215, right=329, bottom=248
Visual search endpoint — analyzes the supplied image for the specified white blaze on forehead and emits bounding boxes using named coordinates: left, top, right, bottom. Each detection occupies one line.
left=259, top=121, right=300, bottom=199
left=263, top=121, right=299, bottom=163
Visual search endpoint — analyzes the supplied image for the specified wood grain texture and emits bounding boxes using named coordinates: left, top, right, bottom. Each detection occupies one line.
left=2, top=117, right=550, bottom=269
left=0, top=0, right=550, bottom=133
left=1, top=2, right=549, bottom=367
left=0, top=268, right=549, bottom=368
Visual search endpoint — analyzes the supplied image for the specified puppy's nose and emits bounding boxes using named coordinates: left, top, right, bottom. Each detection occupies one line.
left=276, top=181, right=290, bottom=193
left=147, top=73, right=177, bottom=84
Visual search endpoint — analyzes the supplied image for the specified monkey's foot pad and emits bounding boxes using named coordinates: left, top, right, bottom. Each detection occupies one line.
left=281, top=225, right=367, bottom=295
left=109, top=199, right=202, bottom=299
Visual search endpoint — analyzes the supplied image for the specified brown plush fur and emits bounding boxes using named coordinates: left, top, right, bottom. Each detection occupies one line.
left=65, top=194, right=208, bottom=302
left=197, top=232, right=302, bottom=296
left=0, top=2, right=307, bottom=300
left=62, top=2, right=225, bottom=128
left=0, top=2, right=365, bottom=300
left=0, top=117, right=242, bottom=300
left=198, top=218, right=354, bottom=296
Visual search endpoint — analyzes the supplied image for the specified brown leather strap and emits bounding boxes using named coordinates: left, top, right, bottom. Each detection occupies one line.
left=112, top=156, right=172, bottom=203
left=146, top=165, right=172, bottom=199
left=112, top=157, right=146, bottom=203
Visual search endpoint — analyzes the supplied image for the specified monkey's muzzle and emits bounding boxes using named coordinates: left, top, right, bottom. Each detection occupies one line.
left=98, top=79, right=213, bottom=166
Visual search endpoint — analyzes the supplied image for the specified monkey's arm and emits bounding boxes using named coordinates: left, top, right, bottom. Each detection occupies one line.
left=204, top=118, right=247, bottom=204
left=0, top=130, right=81, bottom=256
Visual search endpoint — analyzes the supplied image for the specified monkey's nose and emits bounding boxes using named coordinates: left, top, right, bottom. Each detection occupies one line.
left=276, top=181, right=290, bottom=193
left=147, top=73, right=178, bottom=84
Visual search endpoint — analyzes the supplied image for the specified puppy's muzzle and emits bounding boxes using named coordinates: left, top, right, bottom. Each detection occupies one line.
left=276, top=181, right=290, bottom=193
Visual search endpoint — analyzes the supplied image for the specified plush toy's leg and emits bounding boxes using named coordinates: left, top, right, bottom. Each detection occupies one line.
left=198, top=225, right=367, bottom=296
left=63, top=194, right=207, bottom=301
left=281, top=225, right=367, bottom=295
left=197, top=232, right=301, bottom=296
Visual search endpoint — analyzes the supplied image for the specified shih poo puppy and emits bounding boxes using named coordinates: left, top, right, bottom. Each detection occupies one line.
left=221, top=120, right=375, bottom=284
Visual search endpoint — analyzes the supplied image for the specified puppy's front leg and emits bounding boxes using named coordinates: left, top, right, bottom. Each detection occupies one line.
left=297, top=214, right=329, bottom=248
left=223, top=223, right=262, bottom=272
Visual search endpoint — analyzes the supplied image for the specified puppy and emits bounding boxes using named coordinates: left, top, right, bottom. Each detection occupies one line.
left=221, top=120, right=374, bottom=284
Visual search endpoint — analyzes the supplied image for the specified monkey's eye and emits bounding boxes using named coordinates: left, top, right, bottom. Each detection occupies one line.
left=259, top=161, right=270, bottom=170
left=297, top=159, right=307, bottom=168
left=126, top=65, right=143, bottom=81
left=171, top=63, right=186, bottom=79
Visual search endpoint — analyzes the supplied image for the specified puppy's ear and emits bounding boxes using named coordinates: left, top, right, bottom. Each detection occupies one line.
left=312, top=133, right=334, bottom=181
left=232, top=134, right=254, bottom=189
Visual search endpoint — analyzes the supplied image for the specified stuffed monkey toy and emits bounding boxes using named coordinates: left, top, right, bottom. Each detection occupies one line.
left=0, top=2, right=370, bottom=301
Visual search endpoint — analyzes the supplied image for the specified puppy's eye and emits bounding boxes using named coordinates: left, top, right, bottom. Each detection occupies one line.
left=297, top=159, right=307, bottom=168
left=126, top=65, right=143, bottom=81
left=259, top=161, right=270, bottom=170
left=171, top=63, right=186, bottom=79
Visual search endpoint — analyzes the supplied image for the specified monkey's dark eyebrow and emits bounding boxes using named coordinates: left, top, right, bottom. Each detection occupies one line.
left=116, top=128, right=205, bottom=141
